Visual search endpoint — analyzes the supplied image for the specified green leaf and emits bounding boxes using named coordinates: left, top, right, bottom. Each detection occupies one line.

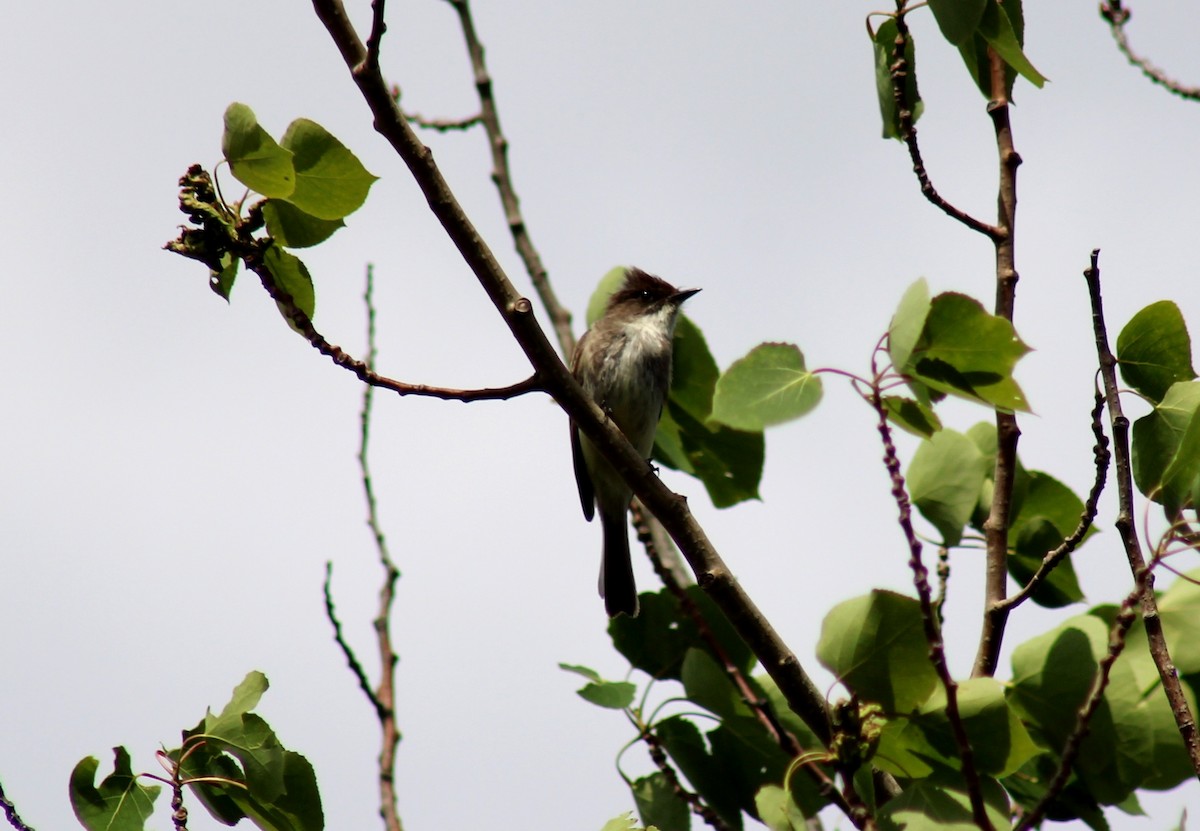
left=682, top=648, right=749, bottom=720
left=262, top=200, right=345, bottom=248
left=909, top=293, right=1032, bottom=412
left=656, top=717, right=744, bottom=830
left=710, top=343, right=822, bottom=431
left=660, top=400, right=763, bottom=508
left=876, top=677, right=1040, bottom=778
left=279, top=119, right=378, bottom=220
left=976, top=0, right=1046, bottom=88
left=599, top=814, right=640, bottom=831
left=889, top=279, right=932, bottom=372
left=1009, top=613, right=1152, bottom=805
left=263, top=245, right=316, bottom=330
left=609, top=587, right=753, bottom=681
left=1116, top=300, right=1197, bottom=403
left=632, top=773, right=689, bottom=831
left=754, top=784, right=808, bottom=831
left=1161, top=405, right=1200, bottom=515
left=576, top=679, right=637, bottom=709
left=211, top=253, right=239, bottom=301
left=1123, top=614, right=1200, bottom=791
left=1002, top=754, right=1108, bottom=828
left=176, top=672, right=324, bottom=831
left=872, top=18, right=923, bottom=140
left=216, top=669, right=269, bottom=719
left=882, top=396, right=943, bottom=438
left=907, top=429, right=989, bottom=546
left=222, top=103, right=295, bottom=198
left=817, top=590, right=938, bottom=714
left=1007, top=472, right=1090, bottom=608
left=878, top=774, right=1010, bottom=831
left=558, top=662, right=602, bottom=683
left=928, top=0, right=987, bottom=45
left=670, top=315, right=721, bottom=422
left=70, top=748, right=161, bottom=831
left=957, top=34, right=995, bottom=99
left=1131, top=381, right=1200, bottom=502
left=1159, top=568, right=1200, bottom=675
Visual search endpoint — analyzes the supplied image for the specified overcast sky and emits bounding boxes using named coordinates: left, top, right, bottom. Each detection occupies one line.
left=3, top=1, right=1199, bottom=829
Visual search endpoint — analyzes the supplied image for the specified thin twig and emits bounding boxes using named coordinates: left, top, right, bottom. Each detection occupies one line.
left=867, top=367, right=993, bottom=831
left=1083, top=249, right=1200, bottom=776
left=889, top=6, right=1004, bottom=241
left=309, top=0, right=839, bottom=784
left=1100, top=1, right=1200, bottom=102
left=166, top=167, right=544, bottom=405
left=995, top=388, right=1110, bottom=614
left=360, top=264, right=404, bottom=831
left=324, top=563, right=385, bottom=719
left=0, top=779, right=34, bottom=831
left=361, top=0, right=387, bottom=73
left=443, top=0, right=576, bottom=357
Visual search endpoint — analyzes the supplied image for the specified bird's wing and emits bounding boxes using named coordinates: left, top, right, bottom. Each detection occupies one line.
left=571, top=421, right=596, bottom=521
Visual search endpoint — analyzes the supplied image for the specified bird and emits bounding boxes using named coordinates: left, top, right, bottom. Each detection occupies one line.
left=570, top=267, right=700, bottom=616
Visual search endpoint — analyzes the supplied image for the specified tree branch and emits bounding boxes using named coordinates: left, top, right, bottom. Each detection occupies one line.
left=1083, top=248, right=1200, bottom=777
left=308, top=0, right=838, bottom=790
left=889, top=6, right=1004, bottom=241
left=442, top=0, right=576, bottom=358
left=994, top=388, right=1109, bottom=614
left=1100, top=1, right=1200, bottom=102
left=0, top=779, right=34, bottom=831
left=972, top=44, right=1024, bottom=680
left=868, top=372, right=992, bottom=831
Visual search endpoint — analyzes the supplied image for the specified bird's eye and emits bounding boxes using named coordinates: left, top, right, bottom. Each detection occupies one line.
left=639, top=291, right=651, bottom=300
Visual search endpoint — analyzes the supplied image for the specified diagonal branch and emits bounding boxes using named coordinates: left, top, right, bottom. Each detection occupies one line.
left=308, top=0, right=844, bottom=815
left=1083, top=248, right=1200, bottom=776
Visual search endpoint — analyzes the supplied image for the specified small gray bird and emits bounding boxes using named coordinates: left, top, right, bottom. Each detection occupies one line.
left=570, top=268, right=699, bottom=617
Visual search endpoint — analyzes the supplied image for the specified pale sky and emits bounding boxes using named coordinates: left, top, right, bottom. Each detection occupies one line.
left=2, top=1, right=1199, bottom=830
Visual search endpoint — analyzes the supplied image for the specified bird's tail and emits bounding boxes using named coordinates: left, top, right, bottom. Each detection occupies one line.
left=599, top=507, right=639, bottom=617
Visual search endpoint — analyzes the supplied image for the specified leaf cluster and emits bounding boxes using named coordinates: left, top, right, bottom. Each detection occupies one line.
left=69, top=672, right=323, bottom=831
left=166, top=103, right=377, bottom=330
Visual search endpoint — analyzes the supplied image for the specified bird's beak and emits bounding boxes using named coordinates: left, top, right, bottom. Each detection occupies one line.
left=673, top=287, right=701, bottom=304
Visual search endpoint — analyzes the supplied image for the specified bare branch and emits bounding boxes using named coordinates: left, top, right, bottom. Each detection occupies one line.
left=1083, top=248, right=1200, bottom=776
left=0, top=779, right=34, bottom=831
left=995, top=388, right=1110, bottom=613
left=889, top=7, right=1004, bottom=241
left=324, top=563, right=386, bottom=719
left=443, top=0, right=577, bottom=357
left=1100, top=1, right=1200, bottom=102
